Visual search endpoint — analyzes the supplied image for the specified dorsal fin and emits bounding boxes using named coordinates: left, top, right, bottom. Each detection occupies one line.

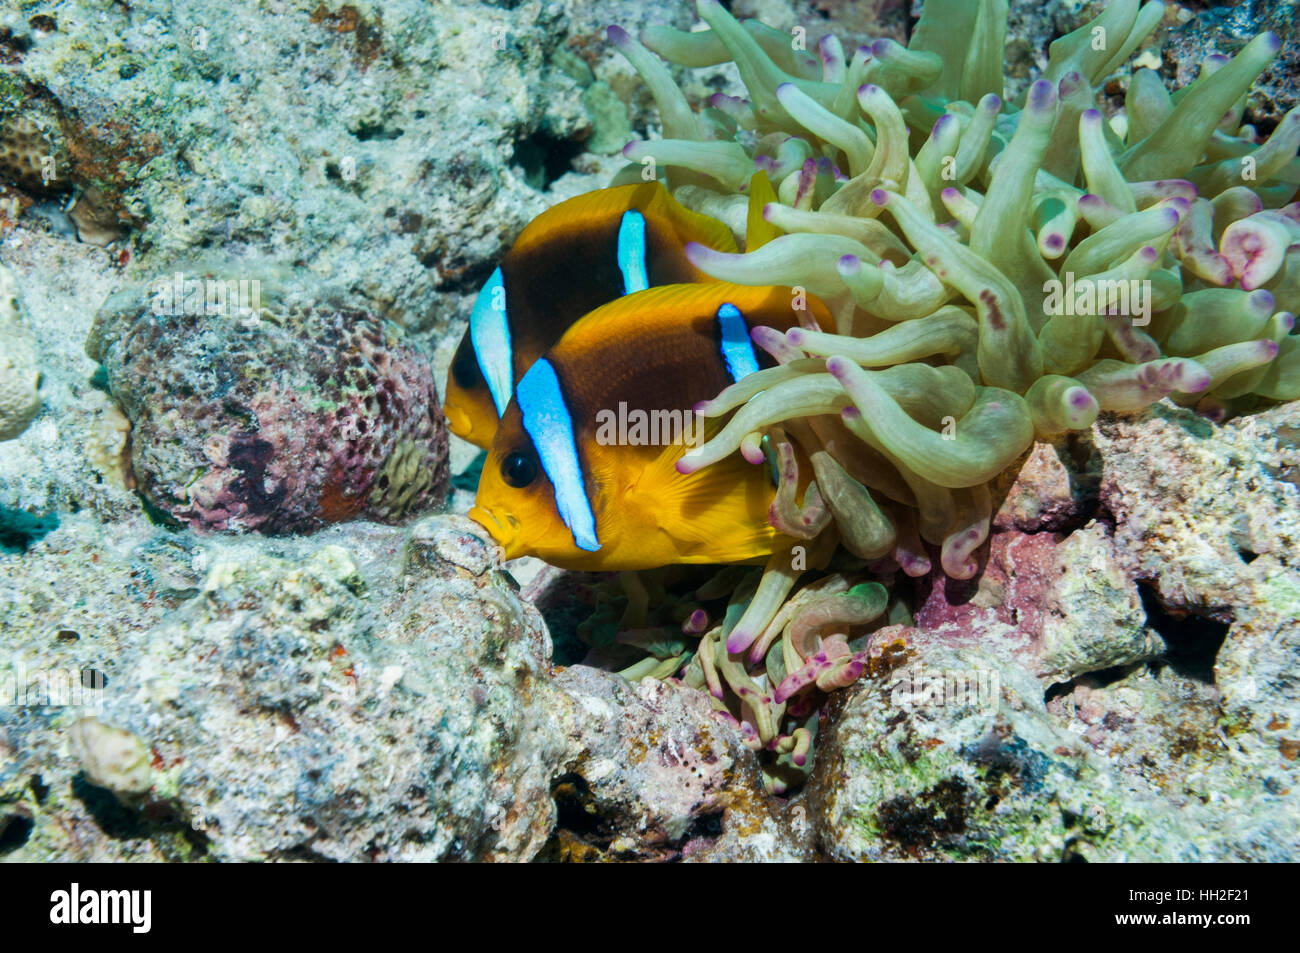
left=510, top=182, right=737, bottom=259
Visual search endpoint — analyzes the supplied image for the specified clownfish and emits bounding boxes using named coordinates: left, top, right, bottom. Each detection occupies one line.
left=470, top=282, right=831, bottom=571
left=443, top=182, right=739, bottom=449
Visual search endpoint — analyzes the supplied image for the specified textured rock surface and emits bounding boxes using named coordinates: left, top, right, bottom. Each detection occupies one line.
left=1163, top=1, right=1300, bottom=131
left=543, top=665, right=810, bottom=861
left=0, top=233, right=161, bottom=529
left=0, top=0, right=708, bottom=334
left=0, top=262, right=39, bottom=441
left=2, top=0, right=1299, bottom=864
left=87, top=266, right=450, bottom=534
left=810, top=642, right=1110, bottom=862
left=2, top=514, right=564, bottom=860
left=803, top=401, right=1300, bottom=861
left=0, top=513, right=798, bottom=861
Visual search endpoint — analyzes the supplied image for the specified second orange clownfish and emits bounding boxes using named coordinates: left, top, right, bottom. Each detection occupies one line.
left=443, top=182, right=738, bottom=449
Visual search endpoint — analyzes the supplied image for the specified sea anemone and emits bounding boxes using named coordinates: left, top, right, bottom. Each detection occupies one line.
left=588, top=0, right=1299, bottom=792
left=569, top=561, right=909, bottom=794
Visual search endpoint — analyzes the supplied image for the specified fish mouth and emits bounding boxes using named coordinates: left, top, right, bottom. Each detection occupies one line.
left=469, top=504, right=520, bottom=555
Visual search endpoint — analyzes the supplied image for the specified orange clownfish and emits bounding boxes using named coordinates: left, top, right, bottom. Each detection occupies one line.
left=470, top=283, right=831, bottom=571
left=443, top=182, right=738, bottom=449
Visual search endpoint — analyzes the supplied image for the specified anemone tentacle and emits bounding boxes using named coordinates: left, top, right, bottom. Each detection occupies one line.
left=598, top=0, right=1299, bottom=793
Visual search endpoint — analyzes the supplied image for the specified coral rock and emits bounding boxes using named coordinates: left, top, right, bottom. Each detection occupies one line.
left=0, top=263, right=40, bottom=442
left=0, top=113, right=67, bottom=195
left=992, top=440, right=1097, bottom=532
left=545, top=665, right=810, bottom=861
left=1039, top=523, right=1166, bottom=682
left=86, top=270, right=449, bottom=533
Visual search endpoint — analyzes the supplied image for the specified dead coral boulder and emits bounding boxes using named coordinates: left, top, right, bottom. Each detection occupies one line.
left=86, top=264, right=450, bottom=534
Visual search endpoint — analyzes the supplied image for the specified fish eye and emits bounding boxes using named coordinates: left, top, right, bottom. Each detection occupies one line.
left=451, top=351, right=482, bottom=388
left=501, top=450, right=538, bottom=488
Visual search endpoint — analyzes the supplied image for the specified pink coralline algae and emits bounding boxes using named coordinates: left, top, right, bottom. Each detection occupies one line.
left=86, top=273, right=449, bottom=534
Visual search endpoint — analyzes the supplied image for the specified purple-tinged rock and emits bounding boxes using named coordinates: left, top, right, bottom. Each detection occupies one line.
left=86, top=268, right=449, bottom=534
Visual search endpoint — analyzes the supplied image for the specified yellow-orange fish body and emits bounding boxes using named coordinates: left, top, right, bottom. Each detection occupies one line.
left=443, top=182, right=738, bottom=449
left=471, top=282, right=831, bottom=571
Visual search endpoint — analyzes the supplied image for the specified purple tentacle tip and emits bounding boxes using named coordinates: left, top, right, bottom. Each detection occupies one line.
left=606, top=25, right=627, bottom=44
left=1028, top=79, right=1056, bottom=110
left=683, top=240, right=709, bottom=264
left=1044, top=234, right=1065, bottom=252
left=1058, top=71, right=1084, bottom=94
left=1180, top=364, right=1212, bottom=393
left=785, top=327, right=807, bottom=346
left=837, top=254, right=860, bottom=273
left=826, top=355, right=852, bottom=379
left=726, top=630, right=754, bottom=654
left=1249, top=289, right=1276, bottom=312
left=870, top=188, right=889, bottom=206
